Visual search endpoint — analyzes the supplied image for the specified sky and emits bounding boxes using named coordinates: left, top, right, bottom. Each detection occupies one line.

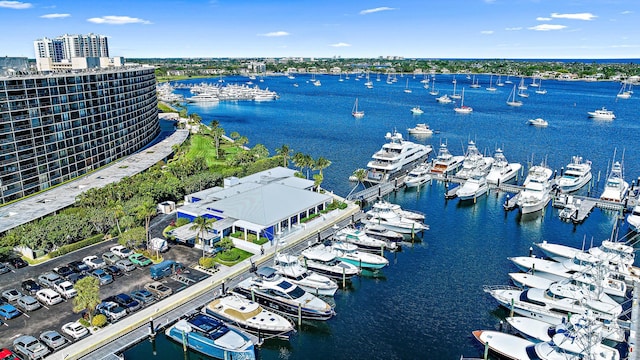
left=1, top=0, right=639, bottom=59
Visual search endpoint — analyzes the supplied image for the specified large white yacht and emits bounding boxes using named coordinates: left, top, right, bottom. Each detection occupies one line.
left=588, top=106, right=616, bottom=120
left=365, top=131, right=432, bottom=184
left=516, top=163, right=554, bottom=214
left=272, top=253, right=339, bottom=296
left=485, top=148, right=522, bottom=185
left=455, top=141, right=494, bottom=179
left=301, top=245, right=360, bottom=280
left=600, top=161, right=628, bottom=203
left=456, top=173, right=488, bottom=202
left=334, top=226, right=395, bottom=252
left=535, top=239, right=634, bottom=266
left=627, top=204, right=640, bottom=232
left=404, top=163, right=432, bottom=188
left=430, top=143, right=464, bottom=175
left=557, top=156, right=592, bottom=193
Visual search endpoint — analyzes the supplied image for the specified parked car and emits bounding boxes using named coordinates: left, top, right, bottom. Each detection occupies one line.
left=53, top=280, right=77, bottom=299
left=115, top=259, right=136, bottom=272
left=21, top=279, right=41, bottom=295
left=16, top=295, right=41, bottom=312
left=67, top=272, right=87, bottom=284
left=8, top=258, right=27, bottom=269
left=107, top=293, right=141, bottom=313
left=129, top=253, right=152, bottom=267
left=61, top=321, right=89, bottom=340
left=39, top=330, right=67, bottom=350
left=90, top=269, right=113, bottom=286
left=130, top=289, right=156, bottom=305
left=110, top=245, right=132, bottom=259
left=0, top=303, right=21, bottom=320
left=35, top=289, right=63, bottom=306
left=53, top=265, right=75, bottom=279
left=0, top=263, right=10, bottom=275
left=95, top=301, right=127, bottom=322
left=144, top=281, right=173, bottom=299
left=101, top=252, right=120, bottom=265
left=1, top=289, right=22, bottom=303
left=82, top=256, right=105, bottom=269
left=0, top=347, right=19, bottom=360
left=104, top=265, right=124, bottom=278
left=67, top=260, right=90, bottom=274
left=150, top=260, right=183, bottom=280
left=12, top=335, right=50, bottom=360
left=37, top=272, right=62, bottom=288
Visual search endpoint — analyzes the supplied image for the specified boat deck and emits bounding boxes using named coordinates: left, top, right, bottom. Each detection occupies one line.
left=629, top=281, right=640, bottom=360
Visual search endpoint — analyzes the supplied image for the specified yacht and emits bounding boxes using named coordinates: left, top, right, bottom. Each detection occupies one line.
left=485, top=148, right=522, bottom=185
left=365, top=204, right=427, bottom=234
left=528, top=118, right=548, bottom=127
left=165, top=312, right=256, bottom=360
left=455, top=140, right=494, bottom=179
left=588, top=107, right=616, bottom=120
left=410, top=106, right=424, bottom=115
left=334, top=227, right=396, bottom=252
left=202, top=295, right=295, bottom=340
left=327, top=242, right=389, bottom=270
left=365, top=131, right=433, bottom=185
left=407, top=123, right=433, bottom=136
left=516, top=163, right=554, bottom=214
left=472, top=330, right=531, bottom=360
left=430, top=143, right=464, bottom=175
left=600, top=161, right=628, bottom=203
left=186, top=93, right=220, bottom=103
left=509, top=271, right=628, bottom=301
left=272, top=254, right=339, bottom=296
left=231, top=267, right=335, bottom=320
left=301, top=245, right=360, bottom=280
left=456, top=173, right=488, bottom=202
left=509, top=252, right=625, bottom=283
left=367, top=200, right=425, bottom=222
left=404, top=163, right=432, bottom=188
left=507, top=314, right=625, bottom=344
left=535, top=239, right=634, bottom=266
left=557, top=156, right=592, bottom=193
left=435, top=94, right=453, bottom=103
left=627, top=204, right=640, bottom=232
left=362, top=224, right=404, bottom=243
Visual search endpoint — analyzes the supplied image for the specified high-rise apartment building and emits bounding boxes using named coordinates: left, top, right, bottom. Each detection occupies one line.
left=34, top=33, right=117, bottom=72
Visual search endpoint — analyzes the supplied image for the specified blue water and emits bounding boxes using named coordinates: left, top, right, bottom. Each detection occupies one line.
left=124, top=74, right=639, bottom=359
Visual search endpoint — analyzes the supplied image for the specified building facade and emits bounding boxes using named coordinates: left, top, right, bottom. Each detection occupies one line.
left=0, top=66, right=159, bottom=203
left=34, top=33, right=119, bottom=72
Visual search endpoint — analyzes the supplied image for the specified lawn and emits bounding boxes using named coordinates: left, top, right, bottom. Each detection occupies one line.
left=214, top=248, right=254, bottom=266
left=186, top=135, right=241, bottom=168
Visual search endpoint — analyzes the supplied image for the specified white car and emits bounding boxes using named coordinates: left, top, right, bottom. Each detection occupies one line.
left=53, top=280, right=77, bottom=299
left=82, top=255, right=105, bottom=269
left=110, top=245, right=132, bottom=259
left=36, top=288, right=63, bottom=306
left=61, top=321, right=89, bottom=340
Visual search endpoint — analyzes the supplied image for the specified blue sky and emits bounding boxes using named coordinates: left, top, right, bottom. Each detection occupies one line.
left=1, top=0, right=638, bottom=59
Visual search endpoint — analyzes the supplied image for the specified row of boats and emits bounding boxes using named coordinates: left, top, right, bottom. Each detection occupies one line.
left=165, top=200, right=429, bottom=359
left=474, top=238, right=636, bottom=359
left=183, top=82, right=279, bottom=102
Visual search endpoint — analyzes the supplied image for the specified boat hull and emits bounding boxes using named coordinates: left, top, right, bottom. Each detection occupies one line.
left=230, top=288, right=334, bottom=321
left=337, top=256, right=387, bottom=270
left=518, top=195, right=551, bottom=214
left=558, top=173, right=592, bottom=193
left=202, top=307, right=294, bottom=340
left=165, top=324, right=255, bottom=360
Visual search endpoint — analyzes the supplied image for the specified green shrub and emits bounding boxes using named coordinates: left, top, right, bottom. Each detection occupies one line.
left=92, top=314, right=108, bottom=328
left=175, top=218, right=190, bottom=227
left=49, top=234, right=105, bottom=258
left=218, top=250, right=240, bottom=262
left=301, top=213, right=320, bottom=223
left=79, top=318, right=90, bottom=327
left=199, top=257, right=217, bottom=269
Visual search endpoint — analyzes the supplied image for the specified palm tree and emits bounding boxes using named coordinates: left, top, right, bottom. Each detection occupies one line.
left=314, top=157, right=332, bottom=176
left=302, top=154, right=314, bottom=179
left=135, top=197, right=157, bottom=249
left=107, top=199, right=125, bottom=235
left=346, top=168, right=368, bottom=198
left=275, top=144, right=292, bottom=167
left=292, top=152, right=306, bottom=175
left=73, top=276, right=101, bottom=322
left=210, top=125, right=225, bottom=159
left=190, top=216, right=217, bottom=259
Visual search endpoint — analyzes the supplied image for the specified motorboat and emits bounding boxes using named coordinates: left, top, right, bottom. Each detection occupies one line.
left=365, top=130, right=432, bottom=184
left=485, top=148, right=522, bottom=185
left=334, top=227, right=395, bottom=252
left=627, top=204, right=640, bottom=232
left=456, top=173, right=488, bottom=202
left=528, top=118, right=548, bottom=127
left=556, top=156, right=592, bottom=193
left=272, top=253, right=339, bottom=296
left=455, top=140, right=494, bottom=179
left=472, top=330, right=532, bottom=360
left=186, top=93, right=220, bottom=103
left=231, top=267, right=335, bottom=320
left=165, top=312, right=255, bottom=360
left=600, top=161, right=628, bottom=203
left=202, top=295, right=295, bottom=340
left=362, top=224, right=404, bottom=243
left=404, top=163, right=432, bottom=188
left=588, top=107, right=616, bottom=120
left=535, top=239, right=634, bottom=267
left=507, top=315, right=625, bottom=344
left=509, top=271, right=628, bottom=301
left=516, top=163, right=554, bottom=214
left=327, top=242, right=389, bottom=270
left=509, top=252, right=625, bottom=283
left=410, top=107, right=424, bottom=115
left=364, top=203, right=427, bottom=234
left=435, top=94, right=453, bottom=103
left=429, top=143, right=464, bottom=175
left=406, top=123, right=433, bottom=135
left=301, top=245, right=360, bottom=280
left=366, top=199, right=425, bottom=222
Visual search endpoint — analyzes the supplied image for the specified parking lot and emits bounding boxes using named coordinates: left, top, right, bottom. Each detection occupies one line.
left=0, top=227, right=208, bottom=352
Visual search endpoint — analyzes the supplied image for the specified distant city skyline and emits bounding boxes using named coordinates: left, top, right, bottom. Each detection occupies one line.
left=1, top=0, right=638, bottom=59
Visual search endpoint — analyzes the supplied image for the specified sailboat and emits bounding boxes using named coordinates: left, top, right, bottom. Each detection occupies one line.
left=530, top=76, right=539, bottom=87
left=338, top=73, right=344, bottom=82
left=469, top=75, right=481, bottom=88
left=504, top=75, right=513, bottom=84
left=535, top=79, right=547, bottom=94
left=376, top=72, right=381, bottom=82
left=496, top=74, right=504, bottom=87
left=364, top=71, right=373, bottom=88
left=617, top=82, right=632, bottom=99
left=429, top=78, right=439, bottom=96
left=404, top=79, right=412, bottom=93
left=451, top=80, right=461, bottom=99
left=352, top=98, right=365, bottom=118
left=518, top=77, right=527, bottom=90
left=454, top=88, right=473, bottom=113
left=506, top=85, right=523, bottom=107
left=486, top=74, right=497, bottom=92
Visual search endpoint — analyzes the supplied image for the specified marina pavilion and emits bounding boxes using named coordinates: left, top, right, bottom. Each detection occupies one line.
left=174, top=167, right=334, bottom=250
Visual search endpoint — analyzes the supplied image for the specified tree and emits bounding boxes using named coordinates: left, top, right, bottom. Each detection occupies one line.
left=302, top=154, right=314, bottom=179
left=313, top=173, right=323, bottom=191
left=210, top=125, right=225, bottom=159
left=251, top=144, right=269, bottom=159
left=292, top=152, right=306, bottom=175
left=217, top=237, right=234, bottom=254
left=73, top=276, right=101, bottom=322
left=314, top=156, right=332, bottom=176
left=119, top=226, right=146, bottom=249
left=190, top=216, right=217, bottom=259
left=135, top=197, right=157, bottom=249
left=275, top=144, right=292, bottom=167
left=347, top=168, right=368, bottom=198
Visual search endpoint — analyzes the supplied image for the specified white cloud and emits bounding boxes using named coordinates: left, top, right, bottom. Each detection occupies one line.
left=330, top=42, right=351, bottom=47
left=529, top=24, right=567, bottom=31
left=551, top=12, right=596, bottom=21
left=621, top=11, right=632, bottom=15
left=480, top=30, right=494, bottom=35
left=483, top=0, right=496, bottom=3
left=536, top=17, right=551, bottom=21
left=87, top=15, right=152, bottom=25
left=0, top=1, right=31, bottom=9
left=257, top=31, right=289, bottom=37
left=40, top=13, right=70, bottom=19
left=360, top=7, right=395, bottom=15
left=505, top=27, right=522, bottom=31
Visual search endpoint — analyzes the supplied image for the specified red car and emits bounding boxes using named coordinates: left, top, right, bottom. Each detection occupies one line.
left=0, top=348, right=19, bottom=360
